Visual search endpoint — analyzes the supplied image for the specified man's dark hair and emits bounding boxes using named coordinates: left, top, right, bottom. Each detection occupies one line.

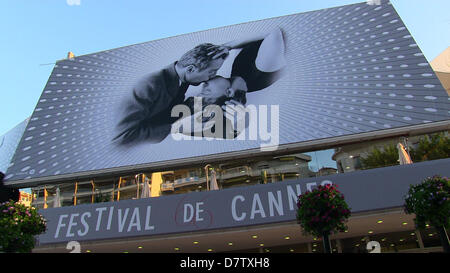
left=179, top=43, right=228, bottom=71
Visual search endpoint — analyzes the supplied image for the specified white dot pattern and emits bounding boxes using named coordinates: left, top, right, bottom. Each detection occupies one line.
left=4, top=0, right=450, bottom=181
left=0, top=119, right=29, bottom=175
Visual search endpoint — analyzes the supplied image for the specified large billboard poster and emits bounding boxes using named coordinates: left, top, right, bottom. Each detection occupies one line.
left=5, top=0, right=450, bottom=183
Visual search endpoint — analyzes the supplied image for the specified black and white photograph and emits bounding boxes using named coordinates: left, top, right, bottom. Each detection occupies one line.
left=113, top=28, right=287, bottom=145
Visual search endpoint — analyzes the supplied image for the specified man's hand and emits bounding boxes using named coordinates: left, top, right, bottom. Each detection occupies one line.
left=208, top=45, right=231, bottom=60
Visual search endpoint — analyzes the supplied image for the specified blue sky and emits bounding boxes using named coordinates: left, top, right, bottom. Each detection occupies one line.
left=0, top=0, right=449, bottom=136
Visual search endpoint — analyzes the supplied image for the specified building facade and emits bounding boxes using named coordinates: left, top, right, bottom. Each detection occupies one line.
left=2, top=0, right=450, bottom=253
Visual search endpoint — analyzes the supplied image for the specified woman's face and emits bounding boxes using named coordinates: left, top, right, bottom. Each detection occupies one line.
left=198, top=77, right=232, bottom=103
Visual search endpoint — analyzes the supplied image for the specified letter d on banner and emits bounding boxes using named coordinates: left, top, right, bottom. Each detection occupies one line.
left=183, top=203, right=194, bottom=223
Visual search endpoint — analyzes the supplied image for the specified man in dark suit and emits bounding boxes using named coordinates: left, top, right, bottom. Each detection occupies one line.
left=113, top=43, right=230, bottom=145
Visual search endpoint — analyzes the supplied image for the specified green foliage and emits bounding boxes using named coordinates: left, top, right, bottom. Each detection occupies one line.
left=360, top=133, right=449, bottom=170
left=296, top=184, right=351, bottom=237
left=404, top=176, right=450, bottom=229
left=361, top=144, right=399, bottom=169
left=410, top=133, right=450, bottom=162
left=0, top=200, right=47, bottom=253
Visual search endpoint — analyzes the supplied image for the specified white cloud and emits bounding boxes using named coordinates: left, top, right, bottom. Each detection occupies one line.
left=66, top=0, right=81, bottom=6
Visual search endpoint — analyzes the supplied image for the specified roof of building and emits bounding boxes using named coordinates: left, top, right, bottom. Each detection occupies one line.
left=431, top=47, right=450, bottom=73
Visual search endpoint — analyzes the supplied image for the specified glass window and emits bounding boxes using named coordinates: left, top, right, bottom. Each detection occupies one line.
left=30, top=131, right=449, bottom=206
